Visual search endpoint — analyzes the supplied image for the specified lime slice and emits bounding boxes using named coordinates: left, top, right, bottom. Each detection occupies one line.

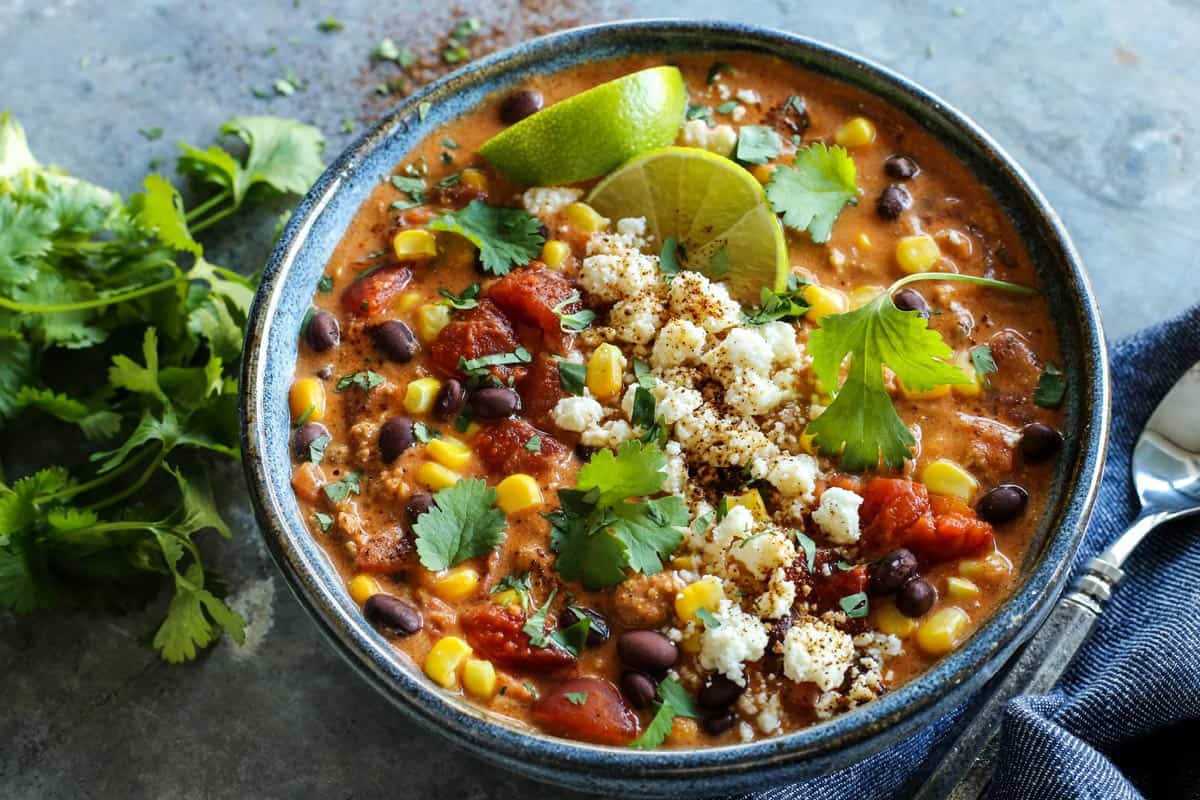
left=587, top=146, right=789, bottom=303
left=479, top=66, right=687, bottom=185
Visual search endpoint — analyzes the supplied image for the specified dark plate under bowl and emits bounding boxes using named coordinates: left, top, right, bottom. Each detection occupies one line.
left=240, top=19, right=1110, bottom=797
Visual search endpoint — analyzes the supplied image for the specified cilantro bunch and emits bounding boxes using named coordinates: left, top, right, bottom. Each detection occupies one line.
left=546, top=441, right=688, bottom=590
left=0, top=112, right=325, bottom=661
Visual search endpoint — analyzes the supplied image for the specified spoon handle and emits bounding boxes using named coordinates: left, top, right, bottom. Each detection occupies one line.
left=912, top=557, right=1124, bottom=800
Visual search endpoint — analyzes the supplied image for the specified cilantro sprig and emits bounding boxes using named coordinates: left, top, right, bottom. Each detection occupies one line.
left=766, top=142, right=858, bottom=243
left=807, top=274, right=1038, bottom=470
left=742, top=274, right=811, bottom=325
left=413, top=478, right=507, bottom=570
left=546, top=441, right=687, bottom=590
left=428, top=199, right=544, bottom=276
left=0, top=112, right=324, bottom=662
left=629, top=678, right=703, bottom=749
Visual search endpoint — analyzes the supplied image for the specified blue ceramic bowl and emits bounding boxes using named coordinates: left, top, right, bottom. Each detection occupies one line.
left=240, top=19, right=1110, bottom=797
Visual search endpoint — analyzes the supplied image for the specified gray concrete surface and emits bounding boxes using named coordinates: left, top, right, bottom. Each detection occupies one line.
left=1, top=1, right=1197, bottom=798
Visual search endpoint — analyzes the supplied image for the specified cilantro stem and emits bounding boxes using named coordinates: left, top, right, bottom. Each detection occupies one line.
left=188, top=204, right=238, bottom=235
left=0, top=277, right=185, bottom=313
left=184, top=189, right=232, bottom=222
left=86, top=448, right=166, bottom=511
left=889, top=273, right=1038, bottom=296
left=36, top=447, right=156, bottom=505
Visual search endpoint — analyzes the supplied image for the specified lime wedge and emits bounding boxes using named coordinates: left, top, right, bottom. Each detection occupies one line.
left=479, top=66, right=687, bottom=185
left=587, top=146, right=789, bottom=303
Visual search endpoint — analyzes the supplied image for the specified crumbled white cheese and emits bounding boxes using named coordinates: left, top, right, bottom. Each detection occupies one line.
left=654, top=383, right=704, bottom=426
left=735, top=88, right=761, bottom=105
left=521, top=186, right=582, bottom=217
left=754, top=567, right=797, bottom=619
left=812, top=487, right=864, bottom=545
left=551, top=395, right=605, bottom=433
left=759, top=321, right=803, bottom=366
left=782, top=618, right=855, bottom=691
left=667, top=271, right=742, bottom=334
left=580, top=224, right=659, bottom=303
left=755, top=694, right=783, bottom=734
left=673, top=403, right=779, bottom=469
left=661, top=440, right=690, bottom=496
left=722, top=370, right=789, bottom=417
left=579, top=418, right=633, bottom=449
left=698, top=598, right=769, bottom=686
left=615, top=216, right=648, bottom=243
left=650, top=319, right=708, bottom=369
left=677, top=119, right=738, bottom=157
left=609, top=290, right=665, bottom=345
left=766, top=454, right=820, bottom=501
left=730, top=528, right=796, bottom=580
left=707, top=327, right=775, bottom=376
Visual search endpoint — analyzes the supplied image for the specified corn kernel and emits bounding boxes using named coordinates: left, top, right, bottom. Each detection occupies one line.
left=462, top=658, right=498, bottom=699
left=495, top=473, right=543, bottom=514
left=460, top=168, right=489, bottom=192
left=397, top=290, right=423, bottom=313
left=672, top=554, right=699, bottom=571
left=798, top=428, right=819, bottom=455
left=898, top=378, right=952, bottom=401
left=849, top=285, right=884, bottom=310
left=417, top=461, right=461, bottom=491
left=289, top=377, right=326, bottom=423
left=921, top=458, right=979, bottom=501
left=492, top=589, right=521, bottom=607
left=392, top=228, right=439, bottom=261
left=424, top=635, right=473, bottom=688
left=540, top=239, right=571, bottom=270
left=348, top=574, right=381, bottom=605
left=916, top=607, right=971, bottom=655
left=835, top=116, right=876, bottom=148
left=432, top=566, right=481, bottom=601
left=803, top=284, right=850, bottom=321
left=855, top=231, right=872, bottom=250
left=675, top=576, right=724, bottom=623
left=404, top=377, right=443, bottom=415
left=959, top=551, right=1013, bottom=583
left=895, top=234, right=942, bottom=274
left=727, top=488, right=769, bottom=522
left=952, top=351, right=985, bottom=398
left=752, top=163, right=777, bottom=184
left=874, top=602, right=918, bottom=638
left=586, top=343, right=626, bottom=402
left=416, top=303, right=452, bottom=343
left=564, top=202, right=609, bottom=234
left=946, top=576, right=982, bottom=600
left=426, top=436, right=472, bottom=470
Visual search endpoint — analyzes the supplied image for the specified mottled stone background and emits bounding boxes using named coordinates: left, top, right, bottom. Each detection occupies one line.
left=1, top=1, right=1196, bottom=797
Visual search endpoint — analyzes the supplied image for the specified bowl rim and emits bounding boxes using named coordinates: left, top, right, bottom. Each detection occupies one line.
left=240, top=17, right=1110, bottom=793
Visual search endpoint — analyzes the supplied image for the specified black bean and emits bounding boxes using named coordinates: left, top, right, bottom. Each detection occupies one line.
left=405, top=491, right=434, bottom=523
left=869, top=548, right=919, bottom=596
left=1020, top=423, right=1063, bottom=463
left=292, top=422, right=329, bottom=461
left=620, top=671, right=657, bottom=710
left=698, top=674, right=744, bottom=709
left=896, top=578, right=937, bottom=618
left=305, top=310, right=340, bottom=352
left=574, top=443, right=598, bottom=461
left=471, top=386, right=521, bottom=419
left=434, top=379, right=466, bottom=420
left=559, top=606, right=610, bottom=646
left=617, top=630, right=678, bottom=673
left=884, top=154, right=920, bottom=180
left=373, top=320, right=418, bottom=363
left=702, top=709, right=738, bottom=736
left=364, top=594, right=422, bottom=636
left=378, top=416, right=416, bottom=463
left=499, top=89, right=544, bottom=124
left=977, top=484, right=1029, bottom=525
left=876, top=184, right=913, bottom=220
left=892, top=287, right=931, bottom=318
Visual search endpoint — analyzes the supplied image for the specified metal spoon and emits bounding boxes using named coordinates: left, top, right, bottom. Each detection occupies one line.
left=915, top=361, right=1200, bottom=800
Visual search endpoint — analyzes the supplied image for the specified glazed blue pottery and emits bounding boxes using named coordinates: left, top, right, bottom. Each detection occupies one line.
left=240, top=19, right=1110, bottom=797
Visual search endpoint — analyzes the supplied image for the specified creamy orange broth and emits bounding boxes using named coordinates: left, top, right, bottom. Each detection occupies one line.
left=289, top=53, right=1063, bottom=747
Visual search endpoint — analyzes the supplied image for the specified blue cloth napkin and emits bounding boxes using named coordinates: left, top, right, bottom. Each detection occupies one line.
left=740, top=306, right=1200, bottom=800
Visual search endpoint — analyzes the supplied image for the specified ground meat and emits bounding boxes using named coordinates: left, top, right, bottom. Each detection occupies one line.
left=354, top=527, right=415, bottom=574
left=612, top=571, right=683, bottom=629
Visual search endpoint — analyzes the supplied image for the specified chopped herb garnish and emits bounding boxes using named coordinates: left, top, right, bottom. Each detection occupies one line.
left=438, top=284, right=481, bottom=311
left=523, top=588, right=557, bottom=648
left=428, top=200, right=544, bottom=276
left=629, top=678, right=702, bottom=749
left=490, top=572, right=534, bottom=612
left=706, top=61, right=734, bottom=84
left=564, top=691, right=589, bottom=706
left=441, top=137, right=459, bottom=149
left=436, top=172, right=462, bottom=189
left=634, top=359, right=657, bottom=389
left=695, top=608, right=721, bottom=629
left=413, top=422, right=440, bottom=443
left=294, top=403, right=315, bottom=428
left=459, top=347, right=532, bottom=377
left=317, top=275, right=333, bottom=293
left=1034, top=362, right=1066, bottom=408
left=715, top=496, right=729, bottom=522
left=525, top=434, right=542, bottom=453
left=685, top=104, right=714, bottom=125
left=550, top=614, right=590, bottom=656
left=557, top=360, right=586, bottom=395
left=794, top=531, right=817, bottom=571
left=835, top=560, right=854, bottom=571
left=323, top=471, right=362, bottom=504
left=309, top=433, right=331, bottom=465
left=715, top=100, right=739, bottom=115
left=390, top=174, right=426, bottom=204
left=970, top=344, right=998, bottom=389
left=552, top=290, right=596, bottom=333
left=708, top=248, right=730, bottom=277
left=631, top=386, right=657, bottom=431
left=659, top=237, right=683, bottom=276
left=313, top=512, right=334, bottom=532
left=736, top=124, right=783, bottom=165
left=335, top=370, right=385, bottom=393
left=742, top=274, right=811, bottom=325
left=524, top=680, right=540, bottom=700
left=839, top=591, right=870, bottom=619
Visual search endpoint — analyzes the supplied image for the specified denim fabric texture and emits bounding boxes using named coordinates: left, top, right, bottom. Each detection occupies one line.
left=739, top=305, right=1200, bottom=800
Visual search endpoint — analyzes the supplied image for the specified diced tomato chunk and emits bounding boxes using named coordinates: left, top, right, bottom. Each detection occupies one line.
left=860, top=478, right=994, bottom=562
left=518, top=353, right=569, bottom=430
left=808, top=562, right=869, bottom=611
left=460, top=604, right=575, bottom=672
left=429, top=299, right=525, bottom=380
left=532, top=677, right=640, bottom=746
left=486, top=265, right=576, bottom=353
left=474, top=418, right=570, bottom=478
left=340, top=264, right=413, bottom=316
left=354, top=528, right=415, bottom=574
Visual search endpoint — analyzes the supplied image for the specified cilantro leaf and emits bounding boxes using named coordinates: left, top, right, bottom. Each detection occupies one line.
left=523, top=588, right=556, bottom=647
left=0, top=194, right=55, bottom=288
left=564, top=691, right=589, bottom=705
left=490, top=571, right=533, bottom=612
left=742, top=274, right=811, bottom=325
left=130, top=174, right=201, bottom=254
left=322, top=471, right=362, bottom=504
left=0, top=329, right=34, bottom=418
left=1034, top=362, right=1066, bottom=408
left=576, top=440, right=668, bottom=507
left=438, top=283, right=480, bottom=310
left=335, top=370, right=385, bottom=393
left=550, top=613, right=590, bottom=656
left=629, top=678, right=701, bottom=749
left=557, top=360, right=586, bottom=395
left=608, top=496, right=687, bottom=575
left=659, top=238, right=682, bottom=276
left=15, top=386, right=121, bottom=440
left=428, top=200, right=543, bottom=276
left=413, top=478, right=506, bottom=570
left=971, top=344, right=998, bottom=388
left=839, top=591, right=870, bottom=619
left=736, top=125, right=782, bottom=165
left=552, top=290, right=596, bottom=333
left=766, top=143, right=858, bottom=243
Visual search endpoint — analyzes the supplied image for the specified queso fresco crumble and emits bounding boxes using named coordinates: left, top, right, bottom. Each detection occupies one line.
left=287, top=53, right=1066, bottom=748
